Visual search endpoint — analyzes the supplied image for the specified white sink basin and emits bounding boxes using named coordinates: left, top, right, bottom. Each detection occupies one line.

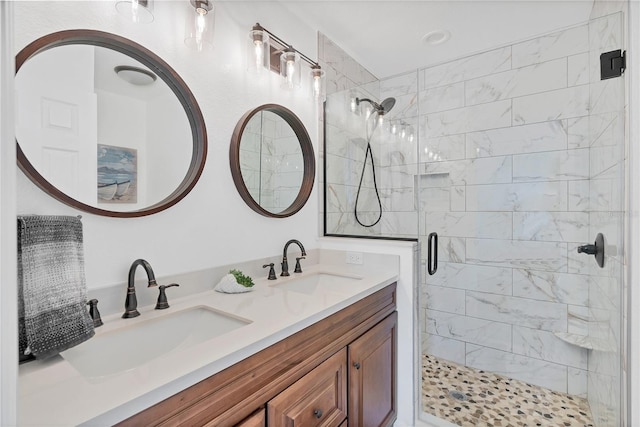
left=61, top=306, right=251, bottom=378
left=270, top=272, right=363, bottom=295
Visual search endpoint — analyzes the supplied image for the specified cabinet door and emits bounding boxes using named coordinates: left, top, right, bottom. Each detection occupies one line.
left=268, top=348, right=347, bottom=427
left=236, top=408, right=265, bottom=427
left=348, top=312, right=397, bottom=427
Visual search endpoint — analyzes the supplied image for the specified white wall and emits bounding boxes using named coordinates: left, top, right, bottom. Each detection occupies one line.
left=13, top=1, right=321, bottom=290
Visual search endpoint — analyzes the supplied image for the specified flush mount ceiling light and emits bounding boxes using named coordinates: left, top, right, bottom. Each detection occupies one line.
left=115, top=0, right=154, bottom=23
left=114, top=65, right=157, bottom=86
left=185, top=0, right=215, bottom=51
left=422, top=30, right=451, bottom=46
left=247, top=22, right=325, bottom=100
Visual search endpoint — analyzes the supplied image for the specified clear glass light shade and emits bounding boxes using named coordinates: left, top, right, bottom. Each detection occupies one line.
left=310, top=66, right=326, bottom=101
left=115, top=0, right=154, bottom=23
left=247, top=29, right=270, bottom=74
left=280, top=49, right=301, bottom=90
left=184, top=1, right=215, bottom=51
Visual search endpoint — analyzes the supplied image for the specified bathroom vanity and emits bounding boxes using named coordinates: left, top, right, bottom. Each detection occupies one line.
left=18, top=261, right=398, bottom=426
left=118, top=283, right=396, bottom=427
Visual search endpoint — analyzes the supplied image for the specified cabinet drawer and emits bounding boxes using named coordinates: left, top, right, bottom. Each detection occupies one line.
left=235, top=408, right=265, bottom=427
left=268, top=348, right=347, bottom=427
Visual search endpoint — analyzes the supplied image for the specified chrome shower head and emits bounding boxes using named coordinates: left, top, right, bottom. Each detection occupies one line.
left=356, top=97, right=396, bottom=115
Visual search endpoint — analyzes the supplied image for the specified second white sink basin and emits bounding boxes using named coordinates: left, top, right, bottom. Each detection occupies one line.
left=61, top=306, right=251, bottom=379
left=270, top=272, right=363, bottom=295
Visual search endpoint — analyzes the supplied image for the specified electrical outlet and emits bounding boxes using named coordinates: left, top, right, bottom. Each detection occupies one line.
left=346, top=251, right=363, bottom=265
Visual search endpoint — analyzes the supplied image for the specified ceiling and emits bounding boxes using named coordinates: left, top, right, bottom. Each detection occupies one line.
left=278, top=0, right=596, bottom=78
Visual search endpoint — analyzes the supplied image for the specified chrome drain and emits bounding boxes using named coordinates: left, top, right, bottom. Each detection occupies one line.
left=448, top=390, right=467, bottom=401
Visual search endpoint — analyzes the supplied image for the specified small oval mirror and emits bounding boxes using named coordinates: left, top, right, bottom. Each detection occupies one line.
left=229, top=104, right=315, bottom=218
left=15, top=30, right=207, bottom=217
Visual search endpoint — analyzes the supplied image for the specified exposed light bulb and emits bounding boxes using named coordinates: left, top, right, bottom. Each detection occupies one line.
left=285, top=59, right=295, bottom=87
left=131, top=0, right=140, bottom=22
left=390, top=122, right=398, bottom=135
left=350, top=98, right=358, bottom=113
left=378, top=114, right=385, bottom=127
left=254, top=40, right=264, bottom=70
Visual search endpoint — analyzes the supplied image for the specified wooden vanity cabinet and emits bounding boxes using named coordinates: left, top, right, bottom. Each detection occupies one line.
left=268, top=348, right=347, bottom=426
left=348, top=311, right=397, bottom=427
left=235, top=408, right=265, bottom=427
left=117, top=283, right=396, bottom=427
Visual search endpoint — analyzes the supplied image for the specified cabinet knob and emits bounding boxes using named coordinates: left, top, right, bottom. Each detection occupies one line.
left=353, top=362, right=361, bottom=369
left=313, top=409, right=323, bottom=418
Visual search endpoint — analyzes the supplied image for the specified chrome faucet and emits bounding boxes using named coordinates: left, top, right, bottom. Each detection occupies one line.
left=281, top=239, right=306, bottom=276
left=123, top=259, right=158, bottom=318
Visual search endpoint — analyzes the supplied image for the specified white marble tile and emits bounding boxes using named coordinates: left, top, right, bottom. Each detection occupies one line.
left=419, top=82, right=465, bottom=115
left=513, top=85, right=590, bottom=125
left=513, top=269, right=588, bottom=306
left=421, top=46, right=511, bottom=90
left=423, top=334, right=466, bottom=365
left=512, top=24, right=588, bottom=68
left=422, top=100, right=512, bottom=138
left=568, top=305, right=590, bottom=336
left=466, top=291, right=568, bottom=332
left=465, top=58, right=567, bottom=105
left=466, top=121, right=567, bottom=159
left=588, top=370, right=621, bottom=427
left=420, top=134, right=466, bottom=163
left=568, top=180, right=590, bottom=211
left=589, top=178, right=622, bottom=212
left=424, top=236, right=465, bottom=263
left=416, top=169, right=450, bottom=189
left=589, top=274, right=620, bottom=312
left=381, top=211, right=418, bottom=237
left=567, top=116, right=590, bottom=149
left=590, top=112, right=623, bottom=148
left=513, top=149, right=589, bottom=182
left=424, top=156, right=512, bottom=186
left=450, top=186, right=465, bottom=211
left=568, top=367, right=588, bottom=398
left=418, top=186, right=450, bottom=212
left=426, top=211, right=512, bottom=239
left=426, top=310, right=512, bottom=352
left=379, top=187, right=414, bottom=212
left=590, top=145, right=623, bottom=179
left=466, top=182, right=568, bottom=212
left=466, top=238, right=567, bottom=272
left=466, top=344, right=569, bottom=393
left=589, top=13, right=623, bottom=54
left=590, top=78, right=624, bottom=116
left=325, top=212, right=381, bottom=236
left=385, top=91, right=418, bottom=121
left=380, top=164, right=416, bottom=189
left=378, top=136, right=418, bottom=167
left=426, top=262, right=512, bottom=295
left=513, top=211, right=590, bottom=242
left=512, top=326, right=588, bottom=369
left=380, top=71, right=418, bottom=97
left=568, top=53, right=590, bottom=87
left=424, top=285, right=466, bottom=315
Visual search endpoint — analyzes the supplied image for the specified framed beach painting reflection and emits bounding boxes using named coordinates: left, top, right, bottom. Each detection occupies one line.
left=97, top=144, right=137, bottom=204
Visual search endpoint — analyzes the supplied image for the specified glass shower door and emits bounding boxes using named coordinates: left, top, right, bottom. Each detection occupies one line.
left=419, top=11, right=626, bottom=427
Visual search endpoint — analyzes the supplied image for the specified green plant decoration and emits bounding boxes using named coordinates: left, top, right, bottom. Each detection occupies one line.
left=229, top=269, right=255, bottom=288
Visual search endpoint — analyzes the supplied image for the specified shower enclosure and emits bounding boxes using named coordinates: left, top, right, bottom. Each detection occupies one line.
left=324, top=11, right=626, bottom=427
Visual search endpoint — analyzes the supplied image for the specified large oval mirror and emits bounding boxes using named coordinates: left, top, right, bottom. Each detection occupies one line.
left=15, top=30, right=207, bottom=217
left=230, top=104, right=315, bottom=218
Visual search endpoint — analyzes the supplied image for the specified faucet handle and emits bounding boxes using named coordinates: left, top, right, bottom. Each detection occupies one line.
left=262, top=263, right=277, bottom=280
left=294, top=257, right=305, bottom=273
left=155, top=283, right=179, bottom=310
left=86, top=299, right=103, bottom=327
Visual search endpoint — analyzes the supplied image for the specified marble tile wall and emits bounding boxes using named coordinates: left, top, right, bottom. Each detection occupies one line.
left=416, top=14, right=624, bottom=421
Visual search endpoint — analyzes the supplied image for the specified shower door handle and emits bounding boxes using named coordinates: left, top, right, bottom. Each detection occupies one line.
left=427, top=232, right=438, bottom=275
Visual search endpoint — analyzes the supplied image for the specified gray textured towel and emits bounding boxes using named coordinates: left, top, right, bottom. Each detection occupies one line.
left=18, top=215, right=94, bottom=359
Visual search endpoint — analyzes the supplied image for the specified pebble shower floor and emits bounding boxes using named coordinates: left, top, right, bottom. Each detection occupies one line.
left=421, top=354, right=595, bottom=426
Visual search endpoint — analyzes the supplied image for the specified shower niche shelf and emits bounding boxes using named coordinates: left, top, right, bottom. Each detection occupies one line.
left=554, top=332, right=615, bottom=352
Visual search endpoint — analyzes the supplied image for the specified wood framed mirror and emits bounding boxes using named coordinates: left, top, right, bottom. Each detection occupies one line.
left=15, top=29, right=207, bottom=218
left=229, top=104, right=315, bottom=218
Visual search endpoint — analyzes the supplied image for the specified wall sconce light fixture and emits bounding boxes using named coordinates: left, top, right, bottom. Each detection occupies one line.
left=185, top=0, right=215, bottom=51
left=248, top=23, right=325, bottom=100
left=115, top=0, right=154, bottom=23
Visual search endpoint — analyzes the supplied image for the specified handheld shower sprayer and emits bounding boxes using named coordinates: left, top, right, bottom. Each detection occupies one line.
left=352, top=96, right=397, bottom=228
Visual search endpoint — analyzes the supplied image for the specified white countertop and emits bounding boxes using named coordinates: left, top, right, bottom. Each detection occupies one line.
left=18, top=264, right=397, bottom=426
